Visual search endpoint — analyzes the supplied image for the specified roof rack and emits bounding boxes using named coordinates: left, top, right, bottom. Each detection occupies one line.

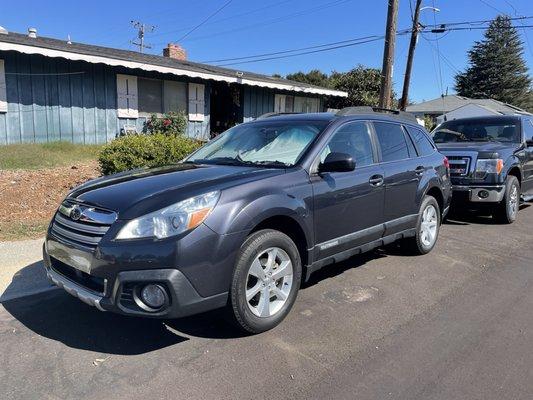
left=256, top=112, right=301, bottom=119
left=336, top=106, right=418, bottom=123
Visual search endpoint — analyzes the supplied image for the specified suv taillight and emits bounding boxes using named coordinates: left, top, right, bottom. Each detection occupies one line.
left=443, top=156, right=450, bottom=173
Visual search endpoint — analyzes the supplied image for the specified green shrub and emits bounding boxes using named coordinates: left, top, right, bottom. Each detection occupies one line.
left=98, top=133, right=202, bottom=175
left=145, top=111, right=188, bottom=136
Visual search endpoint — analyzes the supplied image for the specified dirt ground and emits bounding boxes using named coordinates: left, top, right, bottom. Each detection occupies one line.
left=0, top=162, right=100, bottom=240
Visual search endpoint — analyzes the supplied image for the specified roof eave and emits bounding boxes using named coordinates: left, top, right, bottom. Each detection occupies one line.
left=0, top=41, right=348, bottom=97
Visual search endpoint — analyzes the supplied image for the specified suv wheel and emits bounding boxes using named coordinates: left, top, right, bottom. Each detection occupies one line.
left=405, top=195, right=441, bottom=255
left=495, top=176, right=520, bottom=224
left=229, top=229, right=302, bottom=333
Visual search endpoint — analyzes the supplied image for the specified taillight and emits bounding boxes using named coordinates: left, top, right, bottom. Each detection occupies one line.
left=443, top=156, right=450, bottom=173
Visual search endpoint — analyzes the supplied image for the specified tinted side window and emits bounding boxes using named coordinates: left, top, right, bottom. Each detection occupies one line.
left=403, top=127, right=418, bottom=158
left=407, top=126, right=435, bottom=156
left=320, top=122, right=374, bottom=167
left=374, top=122, right=409, bottom=162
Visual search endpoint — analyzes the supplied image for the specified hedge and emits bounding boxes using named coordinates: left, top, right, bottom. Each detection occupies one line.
left=98, top=133, right=203, bottom=175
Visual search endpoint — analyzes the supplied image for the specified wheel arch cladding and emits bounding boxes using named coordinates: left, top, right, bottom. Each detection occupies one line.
left=249, top=215, right=310, bottom=268
left=425, top=186, right=444, bottom=216
left=507, top=165, right=522, bottom=185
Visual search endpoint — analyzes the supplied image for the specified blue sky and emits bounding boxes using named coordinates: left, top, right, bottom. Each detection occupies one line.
left=1, top=0, right=532, bottom=102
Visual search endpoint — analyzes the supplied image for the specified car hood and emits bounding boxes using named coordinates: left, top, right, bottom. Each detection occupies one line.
left=435, top=141, right=515, bottom=154
left=67, top=163, right=284, bottom=219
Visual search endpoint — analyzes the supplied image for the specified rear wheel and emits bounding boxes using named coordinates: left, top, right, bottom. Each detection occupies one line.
left=228, top=229, right=301, bottom=334
left=494, top=176, right=520, bottom=224
left=405, top=195, right=441, bottom=255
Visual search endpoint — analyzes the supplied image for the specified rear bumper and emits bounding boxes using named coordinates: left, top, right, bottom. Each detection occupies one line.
left=452, top=184, right=505, bottom=203
left=43, top=239, right=229, bottom=319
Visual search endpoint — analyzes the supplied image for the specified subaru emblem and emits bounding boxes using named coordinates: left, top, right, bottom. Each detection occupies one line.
left=70, top=205, right=82, bottom=221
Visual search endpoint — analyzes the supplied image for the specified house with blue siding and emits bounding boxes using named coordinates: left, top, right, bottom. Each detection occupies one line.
left=0, top=28, right=347, bottom=144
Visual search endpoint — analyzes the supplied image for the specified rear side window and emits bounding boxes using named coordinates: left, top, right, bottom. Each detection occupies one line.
left=373, top=122, right=410, bottom=162
left=407, top=126, right=435, bottom=156
left=523, top=118, right=533, bottom=142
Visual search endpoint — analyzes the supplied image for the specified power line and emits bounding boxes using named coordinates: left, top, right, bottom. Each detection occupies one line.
left=215, top=36, right=401, bottom=67
left=212, top=25, right=533, bottom=67
left=149, top=0, right=295, bottom=39
left=203, top=16, right=532, bottom=66
left=201, top=34, right=387, bottom=63
left=165, top=0, right=354, bottom=44
left=175, top=0, right=233, bottom=43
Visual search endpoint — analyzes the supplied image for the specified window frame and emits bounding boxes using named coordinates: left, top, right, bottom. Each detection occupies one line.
left=137, top=76, right=164, bottom=116
left=311, top=120, right=378, bottom=173
left=405, top=125, right=437, bottom=157
left=371, top=120, right=412, bottom=164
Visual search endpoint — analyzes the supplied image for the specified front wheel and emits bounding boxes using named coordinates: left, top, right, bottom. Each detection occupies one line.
left=228, top=229, right=302, bottom=334
left=405, top=195, right=441, bottom=255
left=494, top=176, right=520, bottom=224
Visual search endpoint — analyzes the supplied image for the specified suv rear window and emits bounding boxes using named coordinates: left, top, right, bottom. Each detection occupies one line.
left=406, top=126, right=435, bottom=156
left=373, top=122, right=410, bottom=162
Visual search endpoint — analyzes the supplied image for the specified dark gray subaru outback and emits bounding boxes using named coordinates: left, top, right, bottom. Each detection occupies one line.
left=43, top=107, right=451, bottom=333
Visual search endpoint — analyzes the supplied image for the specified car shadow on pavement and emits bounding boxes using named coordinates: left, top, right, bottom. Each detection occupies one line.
left=2, top=287, right=191, bottom=355
left=444, top=203, right=530, bottom=226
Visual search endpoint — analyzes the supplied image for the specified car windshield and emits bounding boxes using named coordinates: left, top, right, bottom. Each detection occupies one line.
left=433, top=118, right=521, bottom=143
left=186, top=120, right=329, bottom=167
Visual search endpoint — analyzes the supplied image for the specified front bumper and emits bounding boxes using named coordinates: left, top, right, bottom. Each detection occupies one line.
left=452, top=184, right=505, bottom=203
left=42, top=224, right=234, bottom=318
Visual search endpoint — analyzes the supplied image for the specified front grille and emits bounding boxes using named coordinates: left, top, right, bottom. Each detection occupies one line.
left=50, top=256, right=106, bottom=294
left=447, top=156, right=471, bottom=177
left=50, top=201, right=116, bottom=250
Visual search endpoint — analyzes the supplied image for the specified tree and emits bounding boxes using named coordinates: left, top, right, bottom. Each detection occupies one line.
left=328, top=66, right=385, bottom=108
left=455, top=15, right=533, bottom=111
left=283, top=66, right=395, bottom=109
left=286, top=69, right=331, bottom=88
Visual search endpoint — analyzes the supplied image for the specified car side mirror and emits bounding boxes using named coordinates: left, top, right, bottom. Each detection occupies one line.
left=526, top=139, right=533, bottom=147
left=318, top=152, right=355, bottom=173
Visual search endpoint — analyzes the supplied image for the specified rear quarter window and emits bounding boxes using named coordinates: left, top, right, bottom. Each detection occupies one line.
left=406, top=126, right=435, bottom=156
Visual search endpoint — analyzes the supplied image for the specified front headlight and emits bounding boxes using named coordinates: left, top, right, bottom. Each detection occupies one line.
left=116, top=191, right=220, bottom=240
left=474, top=158, right=503, bottom=178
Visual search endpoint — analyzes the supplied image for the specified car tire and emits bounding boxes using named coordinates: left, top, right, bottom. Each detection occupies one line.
left=494, top=176, right=520, bottom=224
left=228, top=229, right=302, bottom=334
left=405, top=195, right=441, bottom=255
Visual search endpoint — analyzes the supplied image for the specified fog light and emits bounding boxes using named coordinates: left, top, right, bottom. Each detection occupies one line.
left=140, top=284, right=166, bottom=309
left=478, top=190, right=489, bottom=199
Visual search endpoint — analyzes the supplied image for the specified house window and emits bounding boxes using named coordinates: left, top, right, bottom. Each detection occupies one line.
left=274, top=94, right=296, bottom=113
left=117, top=75, right=189, bottom=118
left=138, top=78, right=163, bottom=115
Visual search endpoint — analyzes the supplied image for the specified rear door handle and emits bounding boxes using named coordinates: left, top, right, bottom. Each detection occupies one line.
left=369, top=174, right=384, bottom=187
left=415, top=166, right=425, bottom=176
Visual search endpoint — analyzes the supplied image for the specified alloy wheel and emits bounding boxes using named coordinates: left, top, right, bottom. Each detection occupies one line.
left=245, top=247, right=293, bottom=318
left=420, top=204, right=438, bottom=247
left=508, top=184, right=518, bottom=218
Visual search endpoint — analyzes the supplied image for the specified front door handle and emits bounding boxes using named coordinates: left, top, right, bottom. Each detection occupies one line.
left=369, top=174, right=384, bottom=187
left=415, top=166, right=425, bottom=176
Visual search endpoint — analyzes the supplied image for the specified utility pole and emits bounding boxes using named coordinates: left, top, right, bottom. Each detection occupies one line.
left=379, top=0, right=399, bottom=109
left=399, top=0, right=422, bottom=110
left=130, top=21, right=155, bottom=53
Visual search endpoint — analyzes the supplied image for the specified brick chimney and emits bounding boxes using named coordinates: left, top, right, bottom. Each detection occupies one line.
left=163, top=44, right=187, bottom=60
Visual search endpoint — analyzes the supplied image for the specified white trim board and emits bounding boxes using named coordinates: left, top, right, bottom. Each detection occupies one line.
left=0, top=42, right=348, bottom=97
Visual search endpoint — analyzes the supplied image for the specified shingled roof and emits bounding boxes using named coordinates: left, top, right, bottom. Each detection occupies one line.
left=0, top=30, right=347, bottom=97
left=406, top=95, right=528, bottom=115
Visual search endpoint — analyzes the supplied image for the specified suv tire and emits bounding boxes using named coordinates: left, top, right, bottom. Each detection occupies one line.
left=495, top=175, right=520, bottom=224
left=405, top=195, right=441, bottom=255
left=228, top=229, right=302, bottom=333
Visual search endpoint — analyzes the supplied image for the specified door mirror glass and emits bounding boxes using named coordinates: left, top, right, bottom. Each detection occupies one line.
left=318, top=152, right=355, bottom=173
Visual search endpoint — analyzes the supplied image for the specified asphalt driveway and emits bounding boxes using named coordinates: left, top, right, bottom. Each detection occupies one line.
left=1, top=205, right=532, bottom=400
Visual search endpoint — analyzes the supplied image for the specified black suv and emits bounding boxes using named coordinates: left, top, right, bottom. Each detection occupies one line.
left=43, top=107, right=451, bottom=333
left=433, top=115, right=533, bottom=223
